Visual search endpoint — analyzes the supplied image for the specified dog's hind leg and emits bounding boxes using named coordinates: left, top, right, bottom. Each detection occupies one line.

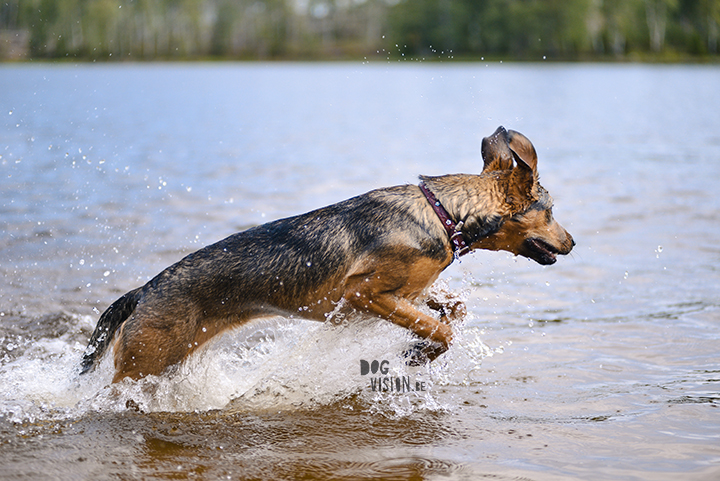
left=110, top=308, right=209, bottom=383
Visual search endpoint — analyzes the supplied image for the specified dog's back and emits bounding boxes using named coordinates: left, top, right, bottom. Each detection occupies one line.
left=138, top=184, right=448, bottom=317
left=82, top=184, right=450, bottom=380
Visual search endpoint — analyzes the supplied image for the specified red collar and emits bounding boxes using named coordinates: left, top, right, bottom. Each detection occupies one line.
left=419, top=182, right=470, bottom=258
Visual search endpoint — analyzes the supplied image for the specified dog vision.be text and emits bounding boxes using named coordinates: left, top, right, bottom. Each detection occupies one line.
left=360, top=359, right=427, bottom=393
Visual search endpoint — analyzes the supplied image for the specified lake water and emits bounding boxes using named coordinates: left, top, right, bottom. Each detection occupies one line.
left=1, top=62, right=719, bottom=480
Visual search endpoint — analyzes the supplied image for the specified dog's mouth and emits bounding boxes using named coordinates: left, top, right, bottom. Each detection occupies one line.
left=523, top=238, right=559, bottom=265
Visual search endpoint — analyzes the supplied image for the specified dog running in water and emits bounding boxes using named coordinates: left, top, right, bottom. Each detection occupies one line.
left=80, top=126, right=574, bottom=383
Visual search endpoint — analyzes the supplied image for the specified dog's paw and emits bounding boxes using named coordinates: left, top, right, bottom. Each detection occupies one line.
left=403, top=341, right=447, bottom=366
left=425, top=282, right=467, bottom=324
left=440, top=300, right=467, bottom=324
left=426, top=298, right=466, bottom=325
left=403, top=343, right=429, bottom=366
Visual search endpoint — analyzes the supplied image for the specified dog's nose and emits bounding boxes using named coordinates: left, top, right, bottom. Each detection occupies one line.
left=572, top=238, right=576, bottom=247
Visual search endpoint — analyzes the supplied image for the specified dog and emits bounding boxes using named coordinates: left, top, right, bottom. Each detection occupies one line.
left=80, top=126, right=574, bottom=383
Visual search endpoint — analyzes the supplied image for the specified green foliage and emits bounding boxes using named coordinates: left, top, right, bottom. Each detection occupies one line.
left=1, top=0, right=718, bottom=60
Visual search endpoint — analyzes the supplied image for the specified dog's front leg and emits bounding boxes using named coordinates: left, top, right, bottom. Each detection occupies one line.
left=345, top=289, right=453, bottom=363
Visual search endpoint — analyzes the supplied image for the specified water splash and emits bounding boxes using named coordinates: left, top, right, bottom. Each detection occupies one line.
left=0, top=310, right=493, bottom=422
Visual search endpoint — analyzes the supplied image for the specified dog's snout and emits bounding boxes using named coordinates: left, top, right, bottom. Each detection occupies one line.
left=564, top=231, right=575, bottom=254
left=556, top=227, right=574, bottom=256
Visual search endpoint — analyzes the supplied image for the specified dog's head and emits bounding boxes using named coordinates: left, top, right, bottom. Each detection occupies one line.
left=472, top=126, right=574, bottom=265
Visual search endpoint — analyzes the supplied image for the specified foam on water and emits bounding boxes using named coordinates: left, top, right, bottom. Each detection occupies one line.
left=0, top=307, right=494, bottom=423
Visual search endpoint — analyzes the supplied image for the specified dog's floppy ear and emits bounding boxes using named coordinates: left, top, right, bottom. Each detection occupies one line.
left=507, top=129, right=539, bottom=207
left=481, top=126, right=513, bottom=172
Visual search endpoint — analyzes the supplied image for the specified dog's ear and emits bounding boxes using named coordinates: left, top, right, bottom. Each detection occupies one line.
left=481, top=126, right=513, bottom=172
left=507, top=130, right=539, bottom=207
left=507, top=130, right=538, bottom=173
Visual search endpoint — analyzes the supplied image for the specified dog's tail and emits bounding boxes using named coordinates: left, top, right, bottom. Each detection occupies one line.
left=80, top=288, right=142, bottom=375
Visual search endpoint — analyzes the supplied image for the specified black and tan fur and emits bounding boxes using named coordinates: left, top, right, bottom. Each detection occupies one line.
left=80, top=126, right=574, bottom=383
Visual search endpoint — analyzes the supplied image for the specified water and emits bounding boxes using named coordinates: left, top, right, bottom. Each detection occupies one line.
left=1, top=62, right=719, bottom=480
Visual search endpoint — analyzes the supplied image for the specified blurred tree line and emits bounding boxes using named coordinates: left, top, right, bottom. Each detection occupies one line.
left=1, top=0, right=718, bottom=60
